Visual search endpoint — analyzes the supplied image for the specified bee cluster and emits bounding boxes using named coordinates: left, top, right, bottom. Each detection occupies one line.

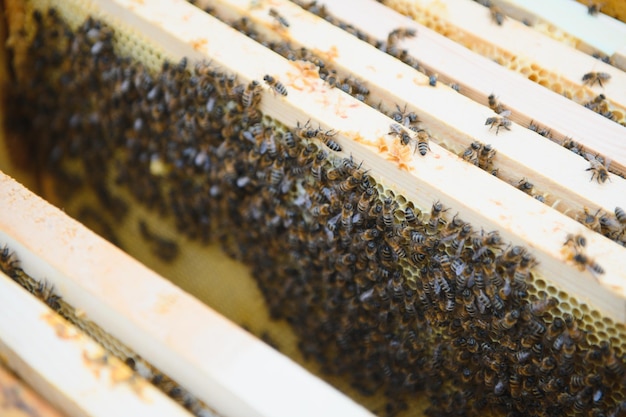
left=576, top=206, right=626, bottom=247
left=4, top=7, right=626, bottom=417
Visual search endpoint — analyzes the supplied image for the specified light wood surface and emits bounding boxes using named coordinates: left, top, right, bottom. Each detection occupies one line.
left=494, top=0, right=626, bottom=62
left=0, top=271, right=192, bottom=417
left=0, top=171, right=374, bottom=417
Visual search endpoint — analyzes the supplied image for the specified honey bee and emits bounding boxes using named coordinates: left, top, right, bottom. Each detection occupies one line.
left=462, top=141, right=482, bottom=165
left=585, top=153, right=610, bottom=184
left=268, top=8, right=289, bottom=28
left=388, top=123, right=415, bottom=150
left=263, top=74, right=288, bottom=96
left=487, top=94, right=505, bottom=114
left=572, top=252, right=605, bottom=276
left=587, top=1, right=604, bottom=16
left=416, top=130, right=431, bottom=156
left=391, top=104, right=419, bottom=127
left=428, top=200, right=448, bottom=232
left=489, top=4, right=506, bottom=25
left=499, top=309, right=519, bottom=330
left=428, top=74, right=438, bottom=87
left=318, top=129, right=342, bottom=152
left=564, top=233, right=587, bottom=250
left=517, top=178, right=534, bottom=194
left=615, top=206, right=626, bottom=224
left=472, top=229, right=503, bottom=260
left=529, top=296, right=557, bottom=317
left=477, top=144, right=496, bottom=170
left=582, top=71, right=611, bottom=87
left=562, top=137, right=585, bottom=156
left=578, top=207, right=603, bottom=232
left=387, top=27, right=416, bottom=47
left=295, top=120, right=319, bottom=140
left=241, top=80, right=263, bottom=108
left=485, top=110, right=511, bottom=134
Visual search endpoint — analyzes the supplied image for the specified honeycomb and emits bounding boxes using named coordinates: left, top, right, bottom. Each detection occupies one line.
left=380, top=0, right=626, bottom=126
left=1, top=2, right=626, bottom=417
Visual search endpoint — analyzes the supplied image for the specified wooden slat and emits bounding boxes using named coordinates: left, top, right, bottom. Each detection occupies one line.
left=0, top=170, right=374, bottom=417
left=381, top=0, right=626, bottom=125
left=193, top=0, right=626, bottom=229
left=292, top=0, right=626, bottom=179
left=0, top=364, right=66, bottom=417
left=0, top=271, right=193, bottom=417
left=494, top=0, right=626, bottom=63
left=18, top=0, right=626, bottom=320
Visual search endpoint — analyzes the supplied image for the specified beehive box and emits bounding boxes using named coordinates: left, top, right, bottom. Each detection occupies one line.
left=1, top=0, right=626, bottom=416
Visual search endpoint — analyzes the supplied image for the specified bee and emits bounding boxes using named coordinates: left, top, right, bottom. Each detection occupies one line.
left=587, top=2, right=603, bottom=16
left=517, top=178, right=534, bottom=194
left=499, top=309, right=519, bottom=330
left=241, top=80, right=263, bottom=108
left=477, top=144, right=496, bottom=170
left=295, top=120, right=319, bottom=140
left=472, top=229, right=503, bottom=260
left=428, top=200, right=448, bottom=232
left=487, top=94, right=505, bottom=114
left=582, top=71, right=611, bottom=87
left=263, top=74, right=288, bottom=96
left=578, top=207, right=603, bottom=232
left=615, top=206, right=626, bottom=224
left=416, top=130, right=431, bottom=156
left=489, top=4, right=506, bottom=25
left=462, top=141, right=482, bottom=165
left=388, top=123, right=415, bottom=150
left=428, top=74, right=438, bottom=87
left=572, top=252, right=605, bottom=276
left=564, top=233, right=587, bottom=249
left=585, top=153, right=610, bottom=183
left=529, top=296, right=557, bottom=316
left=387, top=27, right=416, bottom=47
left=138, top=220, right=180, bottom=262
left=391, top=104, right=419, bottom=127
left=562, top=137, right=585, bottom=156
left=268, top=8, right=289, bottom=28
left=485, top=110, right=512, bottom=134
left=449, top=83, right=461, bottom=92
left=318, top=129, right=342, bottom=152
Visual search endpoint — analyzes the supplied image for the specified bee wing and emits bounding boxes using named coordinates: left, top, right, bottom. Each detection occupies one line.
left=498, top=110, right=511, bottom=117
left=584, top=152, right=596, bottom=162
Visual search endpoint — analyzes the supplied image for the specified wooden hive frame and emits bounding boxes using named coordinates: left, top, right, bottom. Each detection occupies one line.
left=0, top=0, right=625, bottom=416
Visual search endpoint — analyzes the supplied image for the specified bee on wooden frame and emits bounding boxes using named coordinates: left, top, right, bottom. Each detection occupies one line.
left=587, top=1, right=604, bottom=15
left=416, top=129, right=431, bottom=156
left=241, top=80, right=263, bottom=108
left=387, top=27, right=416, bottom=48
left=269, top=8, right=289, bottom=28
left=572, top=251, right=605, bottom=277
left=428, top=74, right=438, bottom=87
left=318, top=128, right=342, bottom=152
left=489, top=3, right=506, bottom=25
left=485, top=110, right=511, bottom=134
left=585, top=153, right=610, bottom=184
left=263, top=74, right=288, bottom=96
left=487, top=94, right=505, bottom=114
left=582, top=71, right=611, bottom=87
